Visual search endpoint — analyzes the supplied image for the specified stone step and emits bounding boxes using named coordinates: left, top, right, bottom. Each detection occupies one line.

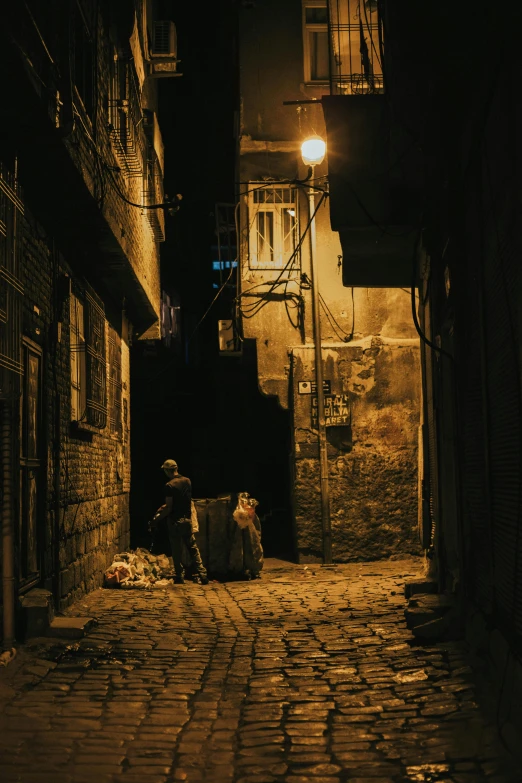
left=19, top=588, right=54, bottom=639
left=404, top=578, right=438, bottom=598
left=46, top=617, right=97, bottom=639
left=404, top=592, right=461, bottom=641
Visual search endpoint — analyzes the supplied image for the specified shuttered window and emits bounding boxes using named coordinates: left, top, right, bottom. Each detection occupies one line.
left=108, top=325, right=122, bottom=438
left=70, top=289, right=107, bottom=429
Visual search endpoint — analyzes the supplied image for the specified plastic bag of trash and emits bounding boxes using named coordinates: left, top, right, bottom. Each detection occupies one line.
left=229, top=493, right=263, bottom=577
left=232, top=492, right=259, bottom=529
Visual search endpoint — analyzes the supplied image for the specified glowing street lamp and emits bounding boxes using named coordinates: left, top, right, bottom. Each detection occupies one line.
left=301, top=137, right=326, bottom=167
left=301, top=137, right=332, bottom=565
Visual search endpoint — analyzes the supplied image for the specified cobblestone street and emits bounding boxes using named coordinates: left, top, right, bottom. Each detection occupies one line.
left=0, top=558, right=520, bottom=783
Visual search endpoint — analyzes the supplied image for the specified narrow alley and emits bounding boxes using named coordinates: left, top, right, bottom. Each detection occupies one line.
left=0, top=559, right=519, bottom=783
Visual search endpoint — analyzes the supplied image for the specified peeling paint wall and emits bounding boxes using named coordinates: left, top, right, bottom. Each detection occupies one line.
left=292, top=340, right=421, bottom=562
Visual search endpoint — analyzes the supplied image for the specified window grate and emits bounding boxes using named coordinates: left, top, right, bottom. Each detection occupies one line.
left=327, top=0, right=384, bottom=95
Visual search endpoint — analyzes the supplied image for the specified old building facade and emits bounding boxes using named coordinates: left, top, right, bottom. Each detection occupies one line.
left=235, top=0, right=422, bottom=562
left=375, top=0, right=522, bottom=751
left=0, top=0, right=178, bottom=641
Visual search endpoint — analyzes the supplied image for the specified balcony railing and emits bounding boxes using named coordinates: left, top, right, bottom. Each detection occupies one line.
left=327, top=0, right=384, bottom=95
left=108, top=59, right=146, bottom=176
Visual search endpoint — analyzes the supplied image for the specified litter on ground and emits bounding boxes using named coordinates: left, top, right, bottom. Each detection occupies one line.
left=104, top=548, right=173, bottom=589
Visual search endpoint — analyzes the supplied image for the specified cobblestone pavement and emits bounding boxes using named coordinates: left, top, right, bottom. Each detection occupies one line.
left=0, top=557, right=520, bottom=783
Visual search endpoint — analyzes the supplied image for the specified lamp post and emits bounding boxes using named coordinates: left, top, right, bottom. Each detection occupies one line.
left=301, top=137, right=332, bottom=565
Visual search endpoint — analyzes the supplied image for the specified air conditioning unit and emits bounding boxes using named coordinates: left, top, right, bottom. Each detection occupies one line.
left=151, top=21, right=177, bottom=58
left=149, top=20, right=182, bottom=78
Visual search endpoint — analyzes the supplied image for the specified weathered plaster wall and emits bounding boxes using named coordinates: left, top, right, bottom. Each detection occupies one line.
left=292, top=339, right=421, bottom=562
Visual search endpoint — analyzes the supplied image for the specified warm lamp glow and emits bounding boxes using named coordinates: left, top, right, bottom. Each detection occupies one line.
left=301, top=137, right=326, bottom=166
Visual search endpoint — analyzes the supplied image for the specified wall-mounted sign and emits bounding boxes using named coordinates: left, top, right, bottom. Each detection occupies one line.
left=298, top=380, right=331, bottom=395
left=312, top=394, right=351, bottom=427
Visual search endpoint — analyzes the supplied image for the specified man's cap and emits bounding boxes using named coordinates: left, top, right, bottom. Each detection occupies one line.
left=161, top=459, right=178, bottom=470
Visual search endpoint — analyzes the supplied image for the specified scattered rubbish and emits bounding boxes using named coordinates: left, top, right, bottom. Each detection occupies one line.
left=104, top=548, right=173, bottom=589
left=0, top=647, right=17, bottom=667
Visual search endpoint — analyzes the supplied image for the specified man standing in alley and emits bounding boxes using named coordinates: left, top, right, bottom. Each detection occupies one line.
left=153, top=459, right=209, bottom=585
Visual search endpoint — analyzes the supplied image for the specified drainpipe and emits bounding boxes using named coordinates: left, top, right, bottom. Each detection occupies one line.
left=2, top=402, right=16, bottom=650
left=308, top=188, right=332, bottom=564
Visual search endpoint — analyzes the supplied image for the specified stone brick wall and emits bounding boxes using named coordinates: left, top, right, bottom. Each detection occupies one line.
left=21, top=208, right=132, bottom=610
left=2, top=0, right=167, bottom=612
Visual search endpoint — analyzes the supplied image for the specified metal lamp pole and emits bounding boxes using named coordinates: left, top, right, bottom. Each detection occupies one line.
left=307, top=175, right=332, bottom=565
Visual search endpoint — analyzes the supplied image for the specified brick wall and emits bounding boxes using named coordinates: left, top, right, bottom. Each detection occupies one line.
left=22, top=208, right=132, bottom=610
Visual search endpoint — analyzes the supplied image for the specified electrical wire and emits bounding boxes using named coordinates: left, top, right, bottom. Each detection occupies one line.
left=72, top=105, right=174, bottom=211
left=23, top=1, right=55, bottom=65
left=188, top=264, right=236, bottom=344
left=142, top=205, right=241, bottom=383
left=319, top=297, right=349, bottom=342
left=410, top=230, right=454, bottom=361
left=237, top=177, right=328, bottom=198
left=361, top=0, right=382, bottom=72
left=319, top=290, right=354, bottom=341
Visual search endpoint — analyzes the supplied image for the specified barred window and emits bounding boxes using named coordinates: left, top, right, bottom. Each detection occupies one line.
left=248, top=186, right=299, bottom=270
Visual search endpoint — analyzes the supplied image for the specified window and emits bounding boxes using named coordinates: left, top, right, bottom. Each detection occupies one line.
left=108, top=326, right=122, bottom=438
left=70, top=293, right=87, bottom=422
left=70, top=289, right=107, bottom=428
left=302, top=1, right=329, bottom=84
left=248, top=187, right=299, bottom=270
